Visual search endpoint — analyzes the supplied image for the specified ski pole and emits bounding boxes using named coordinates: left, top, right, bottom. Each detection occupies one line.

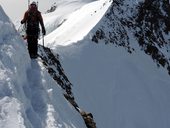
left=42, top=34, right=44, bottom=47
left=37, top=1, right=39, bottom=9
left=28, top=0, right=30, bottom=9
left=17, top=24, right=22, bottom=32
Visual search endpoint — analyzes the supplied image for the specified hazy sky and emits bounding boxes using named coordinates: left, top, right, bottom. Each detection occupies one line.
left=0, top=0, right=56, bottom=21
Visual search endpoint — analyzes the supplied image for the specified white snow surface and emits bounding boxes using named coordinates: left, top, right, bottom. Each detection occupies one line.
left=0, top=5, right=86, bottom=128
left=1, top=0, right=170, bottom=128
left=42, top=0, right=170, bottom=128
left=59, top=41, right=170, bottom=128
left=41, top=0, right=111, bottom=47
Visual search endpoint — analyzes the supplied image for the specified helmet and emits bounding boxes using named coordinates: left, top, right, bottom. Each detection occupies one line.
left=30, top=1, right=37, bottom=6
left=29, top=1, right=37, bottom=11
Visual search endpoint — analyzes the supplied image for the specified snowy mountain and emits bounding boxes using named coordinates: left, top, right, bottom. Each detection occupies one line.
left=1, top=0, right=170, bottom=128
left=43, top=0, right=170, bottom=128
left=0, top=5, right=86, bottom=128
left=66, top=1, right=170, bottom=128
left=92, top=0, right=170, bottom=74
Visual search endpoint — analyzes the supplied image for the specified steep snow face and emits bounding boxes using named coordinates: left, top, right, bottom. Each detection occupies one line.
left=84, top=1, right=170, bottom=127
left=0, top=5, right=86, bottom=128
left=0, top=5, right=31, bottom=128
left=92, top=0, right=170, bottom=74
left=60, top=40, right=170, bottom=128
left=0, top=6, right=30, bottom=101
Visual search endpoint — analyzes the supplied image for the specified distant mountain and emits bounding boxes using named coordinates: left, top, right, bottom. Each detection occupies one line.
left=92, top=0, right=170, bottom=74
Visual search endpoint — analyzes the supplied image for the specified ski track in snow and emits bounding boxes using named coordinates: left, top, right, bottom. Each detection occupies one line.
left=25, top=60, right=47, bottom=128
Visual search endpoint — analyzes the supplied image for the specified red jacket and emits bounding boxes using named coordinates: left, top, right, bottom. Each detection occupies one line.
left=21, top=8, right=46, bottom=35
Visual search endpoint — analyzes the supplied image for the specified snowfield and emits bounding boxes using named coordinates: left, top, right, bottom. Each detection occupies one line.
left=1, top=0, right=170, bottom=128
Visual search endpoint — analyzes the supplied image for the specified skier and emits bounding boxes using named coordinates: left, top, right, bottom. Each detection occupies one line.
left=21, top=1, right=46, bottom=58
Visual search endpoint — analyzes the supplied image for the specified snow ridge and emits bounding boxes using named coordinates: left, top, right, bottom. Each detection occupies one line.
left=38, top=45, right=96, bottom=128
left=0, top=5, right=87, bottom=128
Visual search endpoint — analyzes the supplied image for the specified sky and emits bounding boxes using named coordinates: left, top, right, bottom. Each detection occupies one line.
left=0, top=0, right=56, bottom=21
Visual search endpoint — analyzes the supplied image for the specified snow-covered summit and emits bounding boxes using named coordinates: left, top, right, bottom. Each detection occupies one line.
left=92, top=0, right=170, bottom=74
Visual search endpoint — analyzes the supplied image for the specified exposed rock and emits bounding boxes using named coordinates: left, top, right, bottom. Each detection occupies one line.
left=92, top=0, right=170, bottom=75
left=38, top=45, right=97, bottom=128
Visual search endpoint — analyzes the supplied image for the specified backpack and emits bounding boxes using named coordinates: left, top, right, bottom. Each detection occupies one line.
left=26, top=11, right=40, bottom=36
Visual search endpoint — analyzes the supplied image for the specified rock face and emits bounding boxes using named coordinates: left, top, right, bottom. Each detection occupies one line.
left=46, top=3, right=57, bottom=13
left=92, top=0, right=170, bottom=74
left=38, top=45, right=97, bottom=128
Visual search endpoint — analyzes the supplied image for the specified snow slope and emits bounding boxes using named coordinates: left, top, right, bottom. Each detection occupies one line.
left=42, top=0, right=111, bottom=47
left=60, top=40, right=170, bottom=128
left=0, top=5, right=86, bottom=128
left=41, top=0, right=170, bottom=128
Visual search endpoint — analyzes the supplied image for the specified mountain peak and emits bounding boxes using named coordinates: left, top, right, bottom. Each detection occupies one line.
left=92, top=0, right=170, bottom=74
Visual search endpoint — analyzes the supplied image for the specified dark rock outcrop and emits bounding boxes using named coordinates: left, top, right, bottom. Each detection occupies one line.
left=92, top=0, right=170, bottom=74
